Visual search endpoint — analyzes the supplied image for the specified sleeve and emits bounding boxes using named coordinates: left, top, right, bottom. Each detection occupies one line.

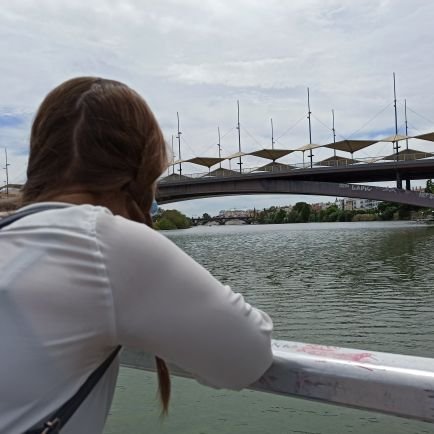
left=95, top=212, right=273, bottom=390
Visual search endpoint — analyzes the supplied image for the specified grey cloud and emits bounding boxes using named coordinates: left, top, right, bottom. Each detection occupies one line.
left=1, top=0, right=433, bottom=213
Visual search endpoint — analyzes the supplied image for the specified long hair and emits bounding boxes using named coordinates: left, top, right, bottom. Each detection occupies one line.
left=22, top=77, right=171, bottom=413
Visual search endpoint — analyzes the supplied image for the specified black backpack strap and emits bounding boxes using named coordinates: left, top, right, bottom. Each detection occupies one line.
left=0, top=205, right=122, bottom=433
left=26, top=346, right=122, bottom=434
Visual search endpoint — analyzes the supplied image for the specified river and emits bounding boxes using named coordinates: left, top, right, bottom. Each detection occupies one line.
left=104, top=221, right=434, bottom=434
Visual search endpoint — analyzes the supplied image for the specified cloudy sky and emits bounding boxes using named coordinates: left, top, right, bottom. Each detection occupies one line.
left=1, top=0, right=434, bottom=215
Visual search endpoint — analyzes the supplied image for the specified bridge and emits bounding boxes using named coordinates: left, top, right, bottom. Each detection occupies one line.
left=191, top=215, right=254, bottom=225
left=2, top=157, right=434, bottom=207
left=157, top=159, right=434, bottom=207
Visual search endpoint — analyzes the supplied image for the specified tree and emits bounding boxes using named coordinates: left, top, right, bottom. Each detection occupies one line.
left=155, top=217, right=177, bottom=230
left=155, top=209, right=191, bottom=230
left=273, top=208, right=287, bottom=224
left=426, top=179, right=434, bottom=194
left=377, top=202, right=398, bottom=220
left=292, top=202, right=311, bottom=222
left=202, top=212, right=211, bottom=222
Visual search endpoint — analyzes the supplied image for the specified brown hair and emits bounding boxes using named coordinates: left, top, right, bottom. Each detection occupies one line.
left=23, top=77, right=171, bottom=413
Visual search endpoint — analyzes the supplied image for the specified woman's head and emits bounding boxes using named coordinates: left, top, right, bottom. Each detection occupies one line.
left=23, top=77, right=168, bottom=221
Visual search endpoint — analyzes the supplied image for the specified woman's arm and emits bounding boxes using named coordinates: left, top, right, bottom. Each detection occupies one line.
left=96, top=212, right=273, bottom=390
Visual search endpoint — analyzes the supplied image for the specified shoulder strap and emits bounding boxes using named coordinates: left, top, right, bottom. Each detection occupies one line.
left=27, top=346, right=122, bottom=434
left=1, top=205, right=122, bottom=433
left=0, top=204, right=69, bottom=229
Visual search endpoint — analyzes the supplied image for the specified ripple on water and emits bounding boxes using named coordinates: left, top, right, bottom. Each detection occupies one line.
left=106, top=222, right=434, bottom=434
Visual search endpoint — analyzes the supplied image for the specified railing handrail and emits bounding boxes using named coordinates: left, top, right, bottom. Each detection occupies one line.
left=121, top=339, right=434, bottom=424
left=159, top=155, right=434, bottom=183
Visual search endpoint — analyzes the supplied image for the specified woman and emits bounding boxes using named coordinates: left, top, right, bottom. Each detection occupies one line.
left=0, top=77, right=273, bottom=434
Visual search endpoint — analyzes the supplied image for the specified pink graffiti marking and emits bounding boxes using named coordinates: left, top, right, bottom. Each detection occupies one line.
left=297, top=344, right=374, bottom=363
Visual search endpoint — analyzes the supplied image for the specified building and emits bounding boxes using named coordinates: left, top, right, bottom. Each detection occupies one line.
left=218, top=209, right=254, bottom=218
left=336, top=198, right=381, bottom=211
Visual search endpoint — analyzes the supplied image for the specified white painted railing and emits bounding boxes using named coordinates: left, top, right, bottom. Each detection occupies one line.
left=122, top=340, right=434, bottom=424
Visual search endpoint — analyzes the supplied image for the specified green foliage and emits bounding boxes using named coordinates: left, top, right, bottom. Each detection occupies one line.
left=426, top=179, right=434, bottom=194
left=202, top=212, right=211, bottom=221
left=293, top=202, right=311, bottom=222
left=154, top=209, right=191, bottom=230
left=155, top=217, right=177, bottom=230
left=273, top=208, right=287, bottom=224
left=376, top=201, right=419, bottom=221
left=214, top=199, right=420, bottom=226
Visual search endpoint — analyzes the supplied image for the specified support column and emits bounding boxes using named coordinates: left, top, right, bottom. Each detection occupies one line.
left=396, top=172, right=402, bottom=189
left=405, top=179, right=411, bottom=190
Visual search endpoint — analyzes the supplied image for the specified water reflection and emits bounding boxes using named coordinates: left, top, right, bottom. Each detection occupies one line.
left=168, top=222, right=434, bottom=356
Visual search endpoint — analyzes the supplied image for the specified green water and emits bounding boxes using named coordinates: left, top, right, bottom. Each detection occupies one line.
left=105, top=221, right=434, bottom=434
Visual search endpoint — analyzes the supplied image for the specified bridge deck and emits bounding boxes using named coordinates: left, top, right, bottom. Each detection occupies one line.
left=157, top=160, right=434, bottom=207
left=160, top=159, right=434, bottom=185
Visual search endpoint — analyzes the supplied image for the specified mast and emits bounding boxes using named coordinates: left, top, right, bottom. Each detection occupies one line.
left=271, top=118, right=275, bottom=150
left=404, top=99, right=409, bottom=150
left=171, top=134, right=175, bottom=175
left=307, top=87, right=313, bottom=168
left=236, top=100, right=242, bottom=173
left=393, top=72, right=400, bottom=160
left=404, top=98, right=411, bottom=190
left=217, top=126, right=222, bottom=169
left=176, top=112, right=182, bottom=176
left=332, top=109, right=336, bottom=158
left=4, top=148, right=9, bottom=196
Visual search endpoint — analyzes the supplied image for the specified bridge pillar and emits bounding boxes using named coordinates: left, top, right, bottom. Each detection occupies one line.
left=396, top=172, right=402, bottom=189
left=405, top=179, right=411, bottom=190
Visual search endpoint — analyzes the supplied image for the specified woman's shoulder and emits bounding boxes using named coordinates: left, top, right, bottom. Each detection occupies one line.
left=3, top=202, right=111, bottom=233
left=94, top=208, right=180, bottom=256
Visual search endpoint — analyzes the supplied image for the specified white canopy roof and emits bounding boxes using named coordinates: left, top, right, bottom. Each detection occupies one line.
left=380, top=134, right=411, bottom=142
left=248, top=149, right=293, bottom=161
left=226, top=151, right=248, bottom=159
left=295, top=143, right=323, bottom=151
left=414, top=132, right=434, bottom=142
left=186, top=157, right=225, bottom=168
left=325, top=139, right=377, bottom=153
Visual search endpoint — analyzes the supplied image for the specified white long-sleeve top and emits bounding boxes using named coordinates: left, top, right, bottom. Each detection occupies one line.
left=0, top=203, right=273, bottom=434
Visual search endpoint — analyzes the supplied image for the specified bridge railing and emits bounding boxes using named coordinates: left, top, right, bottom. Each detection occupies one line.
left=159, top=154, right=434, bottom=183
left=122, top=339, right=434, bottom=424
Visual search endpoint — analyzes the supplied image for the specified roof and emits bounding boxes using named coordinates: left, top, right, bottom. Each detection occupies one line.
left=160, top=173, right=191, bottom=182
left=256, top=162, right=294, bottom=172
left=324, top=139, right=377, bottom=153
left=169, top=159, right=188, bottom=165
left=207, top=167, right=239, bottom=177
left=226, top=151, right=248, bottom=159
left=248, top=148, right=293, bottom=161
left=380, top=134, right=411, bottom=142
left=186, top=157, right=225, bottom=168
left=381, top=148, right=434, bottom=161
left=315, top=155, right=360, bottom=167
left=414, top=132, right=434, bottom=142
left=295, top=143, right=323, bottom=151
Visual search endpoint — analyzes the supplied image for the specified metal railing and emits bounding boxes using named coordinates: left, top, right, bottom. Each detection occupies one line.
left=122, top=340, right=434, bottom=424
left=159, top=154, right=434, bottom=183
